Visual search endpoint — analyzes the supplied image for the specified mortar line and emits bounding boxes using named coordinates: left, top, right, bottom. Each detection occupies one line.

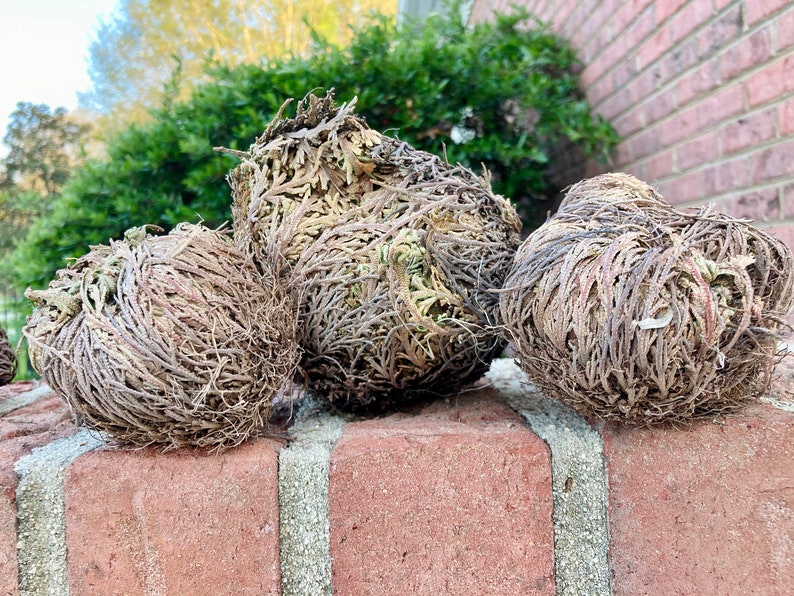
left=277, top=396, right=347, bottom=596
left=0, top=384, right=53, bottom=416
left=14, top=428, right=104, bottom=596
left=760, top=395, right=794, bottom=413
left=487, top=359, right=612, bottom=596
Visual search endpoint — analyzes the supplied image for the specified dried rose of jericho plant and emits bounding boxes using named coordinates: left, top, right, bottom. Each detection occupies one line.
left=24, top=223, right=299, bottom=450
left=0, top=325, right=17, bottom=386
left=499, top=172, right=794, bottom=425
left=226, top=92, right=522, bottom=408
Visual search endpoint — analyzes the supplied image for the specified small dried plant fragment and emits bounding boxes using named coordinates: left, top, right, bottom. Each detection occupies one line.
left=227, top=92, right=522, bottom=407
left=499, top=173, right=794, bottom=425
left=0, top=325, right=17, bottom=386
left=24, top=223, right=299, bottom=450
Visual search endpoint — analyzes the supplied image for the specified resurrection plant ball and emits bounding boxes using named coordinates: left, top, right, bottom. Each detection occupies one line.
left=23, top=223, right=299, bottom=450
left=0, top=325, right=17, bottom=386
left=499, top=172, right=794, bottom=425
left=227, top=92, right=522, bottom=407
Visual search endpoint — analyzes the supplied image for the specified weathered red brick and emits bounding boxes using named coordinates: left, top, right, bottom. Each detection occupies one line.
left=585, top=74, right=615, bottom=108
left=702, top=83, right=746, bottom=125
left=599, top=89, right=636, bottom=125
left=637, top=26, right=671, bottom=69
left=661, top=84, right=744, bottom=146
left=676, top=60, right=719, bottom=107
left=746, top=55, right=794, bottom=108
left=550, top=0, right=577, bottom=32
left=613, top=112, right=645, bottom=146
left=722, top=186, right=782, bottom=222
left=746, top=0, right=790, bottom=25
left=695, top=4, right=742, bottom=59
left=612, top=0, right=652, bottom=34
left=676, top=129, right=720, bottom=172
left=624, top=127, right=664, bottom=165
left=658, top=107, right=698, bottom=148
left=750, top=139, right=794, bottom=184
left=644, top=90, right=677, bottom=124
left=611, top=61, right=640, bottom=98
left=571, top=1, right=612, bottom=62
left=0, top=381, right=36, bottom=403
left=654, top=0, right=687, bottom=24
left=620, top=6, right=655, bottom=53
left=604, top=404, right=794, bottom=595
left=580, top=0, right=624, bottom=63
left=328, top=389, right=555, bottom=595
left=558, top=3, right=589, bottom=43
left=670, top=1, right=714, bottom=45
left=664, top=37, right=700, bottom=81
left=777, top=7, right=794, bottom=52
left=1, top=493, right=18, bottom=596
left=624, top=65, right=664, bottom=108
left=640, top=150, right=675, bottom=182
left=780, top=96, right=794, bottom=136
left=0, top=387, right=74, bottom=596
left=784, top=183, right=794, bottom=219
left=64, top=439, right=283, bottom=595
left=722, top=108, right=779, bottom=155
left=657, top=169, right=703, bottom=205
left=720, top=26, right=773, bottom=82
left=579, top=59, right=613, bottom=99
left=714, top=155, right=751, bottom=194
left=584, top=6, right=654, bottom=95
left=0, top=392, right=74, bottom=499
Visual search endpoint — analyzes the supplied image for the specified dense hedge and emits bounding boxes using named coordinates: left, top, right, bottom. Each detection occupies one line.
left=10, top=9, right=617, bottom=290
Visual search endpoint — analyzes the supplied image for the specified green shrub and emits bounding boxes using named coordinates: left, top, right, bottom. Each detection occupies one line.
left=9, top=7, right=617, bottom=290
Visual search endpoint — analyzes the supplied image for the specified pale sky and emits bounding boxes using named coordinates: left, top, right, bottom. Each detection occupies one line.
left=0, top=0, right=119, bottom=148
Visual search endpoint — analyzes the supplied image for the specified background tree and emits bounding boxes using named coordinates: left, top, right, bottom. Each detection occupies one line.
left=80, top=0, right=398, bottom=129
left=0, top=191, right=36, bottom=256
left=0, top=102, right=92, bottom=198
left=0, top=101, right=93, bottom=379
left=0, top=102, right=93, bottom=269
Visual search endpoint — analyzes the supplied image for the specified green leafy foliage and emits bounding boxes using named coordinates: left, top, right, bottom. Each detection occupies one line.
left=9, top=7, right=617, bottom=291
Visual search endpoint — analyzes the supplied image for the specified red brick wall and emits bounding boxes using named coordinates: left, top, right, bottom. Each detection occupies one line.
left=469, top=0, right=794, bottom=247
left=4, top=364, right=794, bottom=594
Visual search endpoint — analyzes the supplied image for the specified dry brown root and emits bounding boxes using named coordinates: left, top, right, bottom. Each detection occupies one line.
left=24, top=223, right=299, bottom=450
left=499, top=172, right=794, bottom=425
left=228, top=92, right=522, bottom=408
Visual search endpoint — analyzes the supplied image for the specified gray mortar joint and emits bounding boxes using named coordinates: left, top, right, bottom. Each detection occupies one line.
left=14, top=428, right=104, bottom=596
left=0, top=384, right=53, bottom=416
left=486, top=359, right=613, bottom=596
left=278, top=395, right=348, bottom=596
